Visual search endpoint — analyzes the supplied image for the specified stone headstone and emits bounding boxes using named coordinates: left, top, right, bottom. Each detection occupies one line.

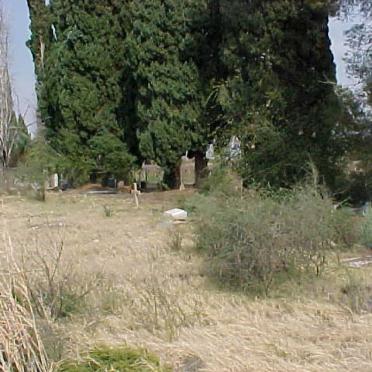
left=206, top=143, right=215, bottom=160
left=180, top=156, right=195, bottom=187
left=140, top=163, right=164, bottom=190
left=48, top=173, right=59, bottom=189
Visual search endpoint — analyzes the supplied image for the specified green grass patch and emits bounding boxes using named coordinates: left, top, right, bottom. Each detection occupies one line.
left=58, top=346, right=170, bottom=372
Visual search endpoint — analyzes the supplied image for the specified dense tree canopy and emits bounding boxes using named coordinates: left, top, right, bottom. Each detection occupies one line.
left=191, top=0, right=344, bottom=187
left=28, top=0, right=351, bottom=188
left=122, top=0, right=202, bottom=186
left=28, top=0, right=133, bottom=184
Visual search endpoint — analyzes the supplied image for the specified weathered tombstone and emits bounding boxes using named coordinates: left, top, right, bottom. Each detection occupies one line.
left=140, top=162, right=164, bottom=191
left=46, top=173, right=58, bottom=190
left=52, top=173, right=59, bottom=189
left=206, top=143, right=215, bottom=161
left=180, top=154, right=195, bottom=190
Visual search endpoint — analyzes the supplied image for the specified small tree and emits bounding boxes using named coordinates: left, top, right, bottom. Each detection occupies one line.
left=18, top=135, right=58, bottom=201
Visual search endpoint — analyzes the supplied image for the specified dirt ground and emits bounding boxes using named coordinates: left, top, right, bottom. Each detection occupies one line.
left=1, top=190, right=372, bottom=371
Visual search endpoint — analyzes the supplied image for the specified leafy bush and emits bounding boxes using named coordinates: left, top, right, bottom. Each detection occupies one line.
left=89, top=132, right=135, bottom=183
left=191, top=183, right=354, bottom=294
left=58, top=346, right=169, bottom=372
left=199, top=166, right=240, bottom=196
left=17, top=136, right=59, bottom=201
left=239, top=121, right=297, bottom=188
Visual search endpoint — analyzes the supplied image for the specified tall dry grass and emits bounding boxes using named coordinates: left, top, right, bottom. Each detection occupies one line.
left=0, top=235, right=51, bottom=372
left=1, top=192, right=372, bottom=371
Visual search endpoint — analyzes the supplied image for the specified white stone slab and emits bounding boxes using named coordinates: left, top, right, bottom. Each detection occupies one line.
left=164, top=208, right=188, bottom=220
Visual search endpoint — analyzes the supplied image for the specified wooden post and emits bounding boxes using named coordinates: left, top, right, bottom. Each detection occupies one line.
left=133, top=182, right=140, bottom=208
left=179, top=166, right=185, bottom=191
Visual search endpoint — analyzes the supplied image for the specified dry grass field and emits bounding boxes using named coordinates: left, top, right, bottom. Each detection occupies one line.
left=1, top=190, right=372, bottom=371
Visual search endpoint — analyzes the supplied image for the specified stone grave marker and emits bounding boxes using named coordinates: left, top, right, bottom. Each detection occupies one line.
left=180, top=154, right=195, bottom=190
left=140, top=163, right=164, bottom=190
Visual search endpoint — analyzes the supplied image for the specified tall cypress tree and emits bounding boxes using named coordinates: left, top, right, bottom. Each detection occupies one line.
left=123, top=0, right=201, bottom=187
left=29, top=0, right=133, bottom=184
left=27, top=0, right=52, bottom=76
left=193, top=0, right=342, bottom=187
left=27, top=0, right=345, bottom=188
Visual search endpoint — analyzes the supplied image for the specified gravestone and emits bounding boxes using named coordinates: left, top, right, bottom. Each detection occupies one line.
left=47, top=173, right=59, bottom=190
left=140, top=163, right=164, bottom=190
left=206, top=143, right=215, bottom=160
left=180, top=154, right=195, bottom=190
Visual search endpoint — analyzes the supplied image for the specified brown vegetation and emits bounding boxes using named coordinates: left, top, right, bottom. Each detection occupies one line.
left=0, top=190, right=371, bottom=371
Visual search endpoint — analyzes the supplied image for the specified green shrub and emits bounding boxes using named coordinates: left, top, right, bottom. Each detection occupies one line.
left=199, top=166, right=239, bottom=196
left=89, top=132, right=135, bottom=183
left=58, top=346, right=169, bottom=372
left=191, top=184, right=353, bottom=295
left=16, top=136, right=59, bottom=201
left=331, top=207, right=359, bottom=248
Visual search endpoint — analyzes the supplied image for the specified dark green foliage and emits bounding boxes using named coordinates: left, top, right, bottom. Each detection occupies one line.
left=28, top=0, right=347, bottom=189
left=201, top=0, right=342, bottom=188
left=332, top=88, right=372, bottom=204
left=239, top=118, right=293, bottom=188
left=58, top=346, right=169, bottom=372
left=123, top=0, right=202, bottom=185
left=29, top=0, right=133, bottom=185
left=89, top=132, right=134, bottom=182
left=26, top=0, right=53, bottom=76
left=183, top=0, right=345, bottom=188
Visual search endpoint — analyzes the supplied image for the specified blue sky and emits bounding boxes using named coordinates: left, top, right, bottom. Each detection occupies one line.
left=3, top=0, right=356, bottom=131
left=5, top=0, right=36, bottom=128
left=329, top=17, right=356, bottom=88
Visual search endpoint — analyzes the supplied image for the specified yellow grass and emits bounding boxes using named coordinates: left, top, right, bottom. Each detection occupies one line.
left=1, top=191, right=371, bottom=371
left=0, top=234, right=51, bottom=371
